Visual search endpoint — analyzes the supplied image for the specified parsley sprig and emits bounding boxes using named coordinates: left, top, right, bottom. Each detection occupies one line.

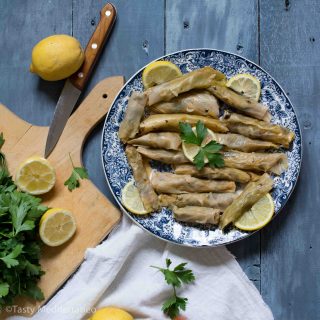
left=0, top=133, right=46, bottom=308
left=179, top=121, right=224, bottom=170
left=151, top=258, right=195, bottom=319
left=64, top=154, right=89, bottom=191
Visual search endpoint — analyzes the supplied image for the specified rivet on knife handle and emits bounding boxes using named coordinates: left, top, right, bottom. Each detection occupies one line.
left=69, top=3, right=117, bottom=91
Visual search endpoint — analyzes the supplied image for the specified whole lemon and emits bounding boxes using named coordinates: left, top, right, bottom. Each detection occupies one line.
left=90, top=307, right=133, bottom=320
left=30, top=34, right=84, bottom=81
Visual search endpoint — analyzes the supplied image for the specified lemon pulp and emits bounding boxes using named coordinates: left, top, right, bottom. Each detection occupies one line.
left=15, top=156, right=56, bottom=195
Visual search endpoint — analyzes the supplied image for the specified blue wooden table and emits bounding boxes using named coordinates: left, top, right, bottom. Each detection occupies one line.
left=0, top=1, right=317, bottom=318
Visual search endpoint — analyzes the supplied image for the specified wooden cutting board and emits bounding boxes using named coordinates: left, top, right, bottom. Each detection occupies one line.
left=0, top=76, right=124, bottom=317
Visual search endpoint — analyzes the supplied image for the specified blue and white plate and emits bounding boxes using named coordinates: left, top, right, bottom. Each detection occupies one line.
left=101, top=49, right=302, bottom=247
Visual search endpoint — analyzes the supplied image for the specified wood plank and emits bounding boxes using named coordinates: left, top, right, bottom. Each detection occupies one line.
left=0, top=0, right=72, bottom=126
left=166, top=0, right=261, bottom=288
left=260, top=0, right=320, bottom=318
left=73, top=0, right=165, bottom=199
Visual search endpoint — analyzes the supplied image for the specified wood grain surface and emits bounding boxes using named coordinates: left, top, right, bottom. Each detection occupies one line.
left=0, top=76, right=123, bottom=317
left=0, top=1, right=317, bottom=318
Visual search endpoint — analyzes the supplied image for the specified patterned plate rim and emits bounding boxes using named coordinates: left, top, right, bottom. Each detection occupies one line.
left=100, top=48, right=303, bottom=247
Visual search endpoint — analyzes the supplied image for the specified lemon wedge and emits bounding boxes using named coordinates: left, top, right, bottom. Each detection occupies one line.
left=121, top=180, right=148, bottom=215
left=15, top=156, right=56, bottom=195
left=227, top=73, right=261, bottom=101
left=234, top=193, right=274, bottom=231
left=142, top=60, right=182, bottom=89
left=39, top=208, right=76, bottom=246
left=182, top=128, right=216, bottom=163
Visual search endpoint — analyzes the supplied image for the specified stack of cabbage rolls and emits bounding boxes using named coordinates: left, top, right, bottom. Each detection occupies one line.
left=119, top=66, right=295, bottom=230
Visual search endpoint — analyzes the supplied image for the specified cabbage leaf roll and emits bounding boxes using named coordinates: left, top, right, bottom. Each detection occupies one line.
left=159, top=192, right=240, bottom=210
left=173, top=206, right=221, bottom=225
left=223, top=151, right=288, bottom=175
left=125, top=146, right=159, bottom=211
left=150, top=172, right=236, bottom=194
left=220, top=173, right=273, bottom=229
left=149, top=90, right=220, bottom=118
left=207, top=132, right=279, bottom=152
left=137, top=147, right=189, bottom=164
left=208, top=85, right=271, bottom=121
left=224, top=113, right=295, bottom=148
left=174, top=164, right=252, bottom=183
left=146, top=67, right=226, bottom=106
left=139, top=114, right=228, bottom=134
left=119, top=91, right=146, bottom=143
left=128, top=132, right=181, bottom=150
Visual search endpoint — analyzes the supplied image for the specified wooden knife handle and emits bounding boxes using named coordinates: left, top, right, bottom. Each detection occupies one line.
left=69, top=3, right=116, bottom=91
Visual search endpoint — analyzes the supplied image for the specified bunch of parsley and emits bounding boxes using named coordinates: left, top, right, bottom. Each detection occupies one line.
left=0, top=134, right=46, bottom=308
left=179, top=121, right=224, bottom=170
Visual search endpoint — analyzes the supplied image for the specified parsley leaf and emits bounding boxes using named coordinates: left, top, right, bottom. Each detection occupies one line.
left=195, top=120, right=207, bottom=143
left=179, top=122, right=201, bottom=145
left=179, top=121, right=224, bottom=170
left=0, top=283, right=9, bottom=298
left=64, top=154, right=89, bottom=191
left=151, top=259, right=195, bottom=319
left=207, top=152, right=224, bottom=168
left=0, top=135, right=46, bottom=308
left=1, top=244, right=23, bottom=268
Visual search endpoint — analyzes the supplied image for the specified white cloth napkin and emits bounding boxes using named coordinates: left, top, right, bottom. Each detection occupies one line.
left=11, top=215, right=273, bottom=320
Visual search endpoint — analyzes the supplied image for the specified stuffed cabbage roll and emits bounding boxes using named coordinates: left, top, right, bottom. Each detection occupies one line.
left=174, top=164, right=252, bottom=183
left=224, top=113, right=295, bottom=148
left=207, top=132, right=279, bottom=152
left=208, top=85, right=271, bottom=122
left=125, top=146, right=159, bottom=212
left=137, top=147, right=189, bottom=164
left=119, top=92, right=146, bottom=143
left=220, top=173, right=273, bottom=229
left=173, top=206, right=221, bottom=225
left=223, top=151, right=288, bottom=175
left=159, top=192, right=240, bottom=210
left=146, top=67, right=226, bottom=106
left=139, top=114, right=228, bottom=134
left=149, top=90, right=220, bottom=118
left=150, top=172, right=236, bottom=194
left=128, top=132, right=181, bottom=150
left=247, top=171, right=262, bottom=182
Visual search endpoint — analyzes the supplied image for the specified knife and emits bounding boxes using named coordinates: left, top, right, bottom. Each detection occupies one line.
left=45, top=3, right=117, bottom=158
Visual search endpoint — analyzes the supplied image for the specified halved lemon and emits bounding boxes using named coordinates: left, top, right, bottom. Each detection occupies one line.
left=15, top=156, right=56, bottom=195
left=182, top=128, right=216, bottom=163
left=234, top=193, right=274, bottom=231
left=142, top=61, right=182, bottom=89
left=227, top=73, right=261, bottom=101
left=122, top=180, right=149, bottom=215
left=39, top=208, right=76, bottom=246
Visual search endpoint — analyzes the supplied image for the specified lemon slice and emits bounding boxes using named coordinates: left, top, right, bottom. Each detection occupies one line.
left=39, top=208, right=76, bottom=246
left=121, top=180, right=149, bottom=215
left=234, top=193, right=274, bottom=231
left=227, top=73, right=261, bottom=101
left=142, top=61, right=182, bottom=89
left=182, top=128, right=216, bottom=163
left=15, top=156, right=56, bottom=195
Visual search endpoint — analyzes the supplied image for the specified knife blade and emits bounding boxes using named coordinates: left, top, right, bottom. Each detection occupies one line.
left=45, top=3, right=117, bottom=158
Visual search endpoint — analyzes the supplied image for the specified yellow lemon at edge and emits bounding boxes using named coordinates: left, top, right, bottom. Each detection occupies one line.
left=90, top=307, right=133, bottom=320
left=30, top=34, right=84, bottom=81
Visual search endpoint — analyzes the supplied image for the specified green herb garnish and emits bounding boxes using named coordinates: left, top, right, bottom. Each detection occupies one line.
left=179, top=121, right=224, bottom=170
left=0, top=134, right=46, bottom=308
left=151, top=258, right=195, bottom=319
left=64, top=154, right=89, bottom=191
